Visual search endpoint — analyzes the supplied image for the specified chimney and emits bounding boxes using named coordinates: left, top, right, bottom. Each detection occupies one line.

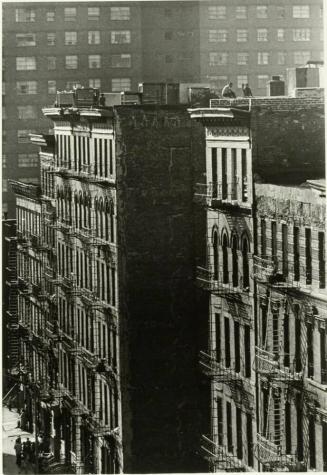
left=267, top=76, right=285, bottom=96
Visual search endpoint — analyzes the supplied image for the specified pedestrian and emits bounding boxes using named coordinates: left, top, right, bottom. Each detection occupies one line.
left=14, top=437, right=22, bottom=468
left=242, top=83, right=253, bottom=97
left=99, top=93, right=106, bottom=107
left=222, top=81, right=236, bottom=99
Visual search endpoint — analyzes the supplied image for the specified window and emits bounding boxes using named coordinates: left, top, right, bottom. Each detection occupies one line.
left=111, top=54, right=131, bottom=68
left=16, top=81, right=37, bottom=94
left=247, top=414, right=254, bottom=467
left=258, top=74, right=269, bottom=88
left=3, top=180, right=8, bottom=192
left=244, top=325, right=251, bottom=378
left=18, top=153, right=38, bottom=167
left=88, top=7, right=100, bottom=20
left=16, top=57, right=36, bottom=70
left=257, top=28, right=268, bottom=41
left=16, top=33, right=36, bottom=47
left=237, top=53, right=249, bottom=65
left=224, top=317, right=231, bottom=367
left=278, top=52, right=286, bottom=65
left=237, top=75, right=248, bottom=88
left=209, top=29, right=228, bottom=42
left=307, top=323, right=314, bottom=378
left=47, top=56, right=56, bottom=70
left=47, top=33, right=56, bottom=46
left=2, top=155, right=7, bottom=169
left=110, top=7, right=130, bottom=20
left=234, top=321, right=240, bottom=371
left=111, top=78, right=131, bottom=92
left=16, top=8, right=35, bottom=22
left=319, top=232, right=325, bottom=289
left=65, top=56, right=78, bottom=69
left=88, top=31, right=100, bottom=44
left=305, top=228, right=312, bottom=284
left=321, top=330, right=327, bottom=384
left=66, top=81, right=82, bottom=90
left=237, top=29, right=248, bottom=42
left=282, top=224, right=288, bottom=276
left=293, top=5, right=310, bottom=18
left=294, top=51, right=310, bottom=65
left=17, top=129, right=35, bottom=143
left=257, top=6, right=268, bottom=18
left=277, top=6, right=285, bottom=18
left=215, top=313, right=221, bottom=361
left=46, top=10, right=55, bottom=22
left=217, top=397, right=223, bottom=445
left=231, top=233, right=238, bottom=286
left=208, top=6, right=226, bottom=19
left=48, top=80, right=56, bottom=94
left=222, top=148, right=227, bottom=200
left=207, top=76, right=227, bottom=89
left=65, top=32, right=77, bottom=45
left=222, top=233, right=229, bottom=283
left=209, top=52, right=228, bottom=66
left=236, top=407, right=243, bottom=459
left=242, top=237, right=250, bottom=288
left=271, top=222, right=277, bottom=261
left=277, top=29, right=285, bottom=41
left=88, top=79, right=100, bottom=89
left=293, top=29, right=311, bottom=41
left=64, top=7, right=76, bottom=21
left=212, top=149, right=217, bottom=198
left=226, top=401, right=233, bottom=453
left=111, top=31, right=131, bottom=44
left=88, top=55, right=101, bottom=69
left=258, top=52, right=269, bottom=65
left=18, top=105, right=37, bottom=120
left=294, top=226, right=300, bottom=281
left=236, top=6, right=247, bottom=19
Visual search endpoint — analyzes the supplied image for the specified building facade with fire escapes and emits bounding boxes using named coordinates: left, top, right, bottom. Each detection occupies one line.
left=10, top=88, right=207, bottom=474
left=189, top=86, right=325, bottom=471
left=254, top=182, right=327, bottom=472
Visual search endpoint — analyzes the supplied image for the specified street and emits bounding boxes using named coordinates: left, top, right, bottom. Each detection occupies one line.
left=2, top=406, right=35, bottom=475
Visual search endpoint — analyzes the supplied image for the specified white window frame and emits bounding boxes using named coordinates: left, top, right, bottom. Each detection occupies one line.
left=277, top=29, right=285, bottom=41
left=88, top=31, right=100, bottom=45
left=88, top=55, right=101, bottom=69
left=15, top=8, right=35, bottom=22
left=48, top=80, right=57, bottom=94
left=111, top=31, right=131, bottom=44
left=111, top=78, right=131, bottom=92
left=237, top=29, right=248, bottom=42
left=16, top=57, right=36, bottom=70
left=237, top=75, right=248, bottom=89
left=88, top=7, right=100, bottom=20
left=47, top=33, right=56, bottom=46
left=292, top=5, right=310, bottom=18
left=89, top=79, right=101, bottom=88
left=17, top=105, right=37, bottom=120
left=236, top=6, right=247, bottom=19
left=293, top=51, right=311, bottom=65
left=293, top=29, right=311, bottom=41
left=208, top=6, right=226, bottom=20
left=46, top=11, right=55, bottom=22
left=257, top=28, right=268, bottom=42
left=209, top=29, right=228, bottom=42
left=110, top=7, right=130, bottom=20
left=16, top=81, right=37, bottom=95
left=65, top=31, right=77, bottom=45
left=111, top=54, right=132, bottom=68
left=237, top=53, right=249, bottom=65
left=16, top=33, right=36, bottom=47
left=65, top=55, right=78, bottom=69
left=277, top=52, right=286, bottom=65
left=209, top=52, right=228, bottom=66
left=257, top=75, right=269, bottom=89
left=64, top=7, right=77, bottom=21
left=47, top=56, right=56, bottom=70
left=256, top=6, right=268, bottom=18
left=18, top=154, right=39, bottom=167
left=258, top=52, right=269, bottom=65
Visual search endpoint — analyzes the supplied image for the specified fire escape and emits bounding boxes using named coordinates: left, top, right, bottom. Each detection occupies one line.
left=195, top=178, right=253, bottom=471
left=253, top=256, right=317, bottom=471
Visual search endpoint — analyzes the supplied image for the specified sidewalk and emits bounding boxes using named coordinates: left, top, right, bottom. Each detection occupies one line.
left=2, top=406, right=35, bottom=474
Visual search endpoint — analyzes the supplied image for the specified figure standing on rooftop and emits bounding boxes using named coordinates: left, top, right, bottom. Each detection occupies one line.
left=222, top=81, right=236, bottom=98
left=242, top=83, right=253, bottom=97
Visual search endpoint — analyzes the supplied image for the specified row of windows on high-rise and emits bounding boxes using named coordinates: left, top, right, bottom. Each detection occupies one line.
left=208, top=50, right=316, bottom=67
left=260, top=220, right=325, bottom=288
left=15, top=7, right=131, bottom=22
left=15, top=52, right=131, bottom=70
left=15, top=31, right=132, bottom=46
left=207, top=5, right=321, bottom=20
left=207, top=28, right=322, bottom=43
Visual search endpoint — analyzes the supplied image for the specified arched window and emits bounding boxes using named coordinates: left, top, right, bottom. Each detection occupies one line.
left=94, top=198, right=99, bottom=237
left=110, top=201, right=115, bottom=243
left=242, top=235, right=250, bottom=289
left=222, top=232, right=229, bottom=284
left=231, top=233, right=238, bottom=287
left=212, top=229, right=218, bottom=280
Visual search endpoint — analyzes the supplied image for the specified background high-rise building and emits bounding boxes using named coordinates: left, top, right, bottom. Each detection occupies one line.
left=2, top=0, right=324, bottom=217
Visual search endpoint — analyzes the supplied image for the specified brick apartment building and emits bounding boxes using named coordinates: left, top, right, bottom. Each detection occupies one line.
left=9, top=89, right=207, bottom=473
left=189, top=77, right=326, bottom=471
left=2, top=0, right=324, bottom=217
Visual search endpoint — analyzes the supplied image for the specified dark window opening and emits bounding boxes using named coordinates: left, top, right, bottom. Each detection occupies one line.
left=212, top=148, right=217, bottom=198
left=294, top=226, right=300, bottom=281
left=272, top=311, right=279, bottom=355
left=246, top=413, right=253, bottom=467
left=244, top=324, right=251, bottom=378
left=305, top=228, right=312, bottom=285
left=285, top=400, right=292, bottom=454
left=222, top=148, right=227, bottom=199
left=307, top=323, right=314, bottom=378
left=215, top=313, right=221, bottom=363
left=319, top=232, right=325, bottom=288
left=261, top=219, right=266, bottom=257
left=241, top=149, right=248, bottom=202
left=283, top=313, right=290, bottom=367
left=242, top=238, right=249, bottom=288
left=236, top=407, right=243, bottom=460
left=282, top=224, right=288, bottom=277
left=225, top=317, right=231, bottom=368
left=309, top=414, right=316, bottom=469
left=226, top=401, right=233, bottom=453
left=213, top=231, right=218, bottom=280
left=261, top=305, right=267, bottom=348
left=262, top=388, right=269, bottom=436
left=231, top=148, right=237, bottom=200
left=234, top=321, right=240, bottom=372
left=232, top=234, right=238, bottom=287
left=295, top=316, right=302, bottom=372
left=296, top=396, right=303, bottom=462
left=271, top=221, right=277, bottom=262
left=222, top=234, right=229, bottom=284
left=217, top=397, right=223, bottom=445
left=321, top=328, right=327, bottom=384
left=323, top=422, right=327, bottom=471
